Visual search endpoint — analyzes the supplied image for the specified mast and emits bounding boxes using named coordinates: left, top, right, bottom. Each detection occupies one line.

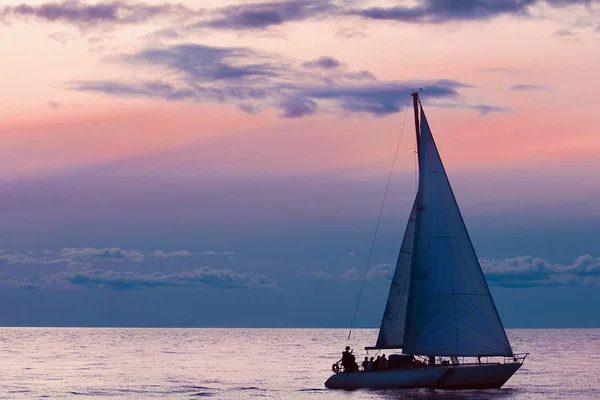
left=411, top=91, right=421, bottom=150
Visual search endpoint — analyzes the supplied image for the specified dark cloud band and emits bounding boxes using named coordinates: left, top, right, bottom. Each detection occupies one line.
left=72, top=43, right=504, bottom=118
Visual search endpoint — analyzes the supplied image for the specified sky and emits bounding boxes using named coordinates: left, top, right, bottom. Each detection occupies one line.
left=1, top=0, right=600, bottom=333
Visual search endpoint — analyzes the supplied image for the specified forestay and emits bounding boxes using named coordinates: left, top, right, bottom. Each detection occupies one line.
left=401, top=107, right=513, bottom=357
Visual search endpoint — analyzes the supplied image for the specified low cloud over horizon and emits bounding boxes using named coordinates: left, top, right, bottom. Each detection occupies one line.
left=304, top=255, right=600, bottom=288
left=1, top=246, right=599, bottom=328
left=4, top=247, right=597, bottom=291
left=1, top=247, right=235, bottom=265
left=0, top=247, right=269, bottom=290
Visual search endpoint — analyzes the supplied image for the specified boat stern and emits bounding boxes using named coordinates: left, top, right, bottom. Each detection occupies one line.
left=435, top=362, right=523, bottom=389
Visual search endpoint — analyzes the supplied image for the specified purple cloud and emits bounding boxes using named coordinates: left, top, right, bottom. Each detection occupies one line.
left=554, top=28, right=576, bottom=36
left=279, top=96, right=318, bottom=118
left=510, top=84, right=550, bottom=91
left=348, top=0, right=596, bottom=24
left=469, top=104, right=512, bottom=115
left=0, top=0, right=192, bottom=27
left=196, top=0, right=337, bottom=30
left=1, top=0, right=594, bottom=32
left=429, top=100, right=513, bottom=115
left=301, top=56, right=343, bottom=69
left=302, top=81, right=464, bottom=115
left=119, top=44, right=278, bottom=83
left=74, top=43, right=489, bottom=118
left=190, top=0, right=598, bottom=32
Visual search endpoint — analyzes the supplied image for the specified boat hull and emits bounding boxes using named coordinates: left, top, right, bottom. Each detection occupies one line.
left=324, top=367, right=446, bottom=389
left=436, top=362, right=522, bottom=389
left=324, top=363, right=522, bottom=390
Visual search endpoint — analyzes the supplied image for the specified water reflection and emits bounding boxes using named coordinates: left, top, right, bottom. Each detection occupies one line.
left=371, top=388, right=519, bottom=400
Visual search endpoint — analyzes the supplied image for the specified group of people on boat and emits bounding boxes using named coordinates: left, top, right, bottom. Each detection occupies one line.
left=336, top=346, right=394, bottom=373
left=335, top=346, right=430, bottom=373
left=361, top=355, right=388, bottom=371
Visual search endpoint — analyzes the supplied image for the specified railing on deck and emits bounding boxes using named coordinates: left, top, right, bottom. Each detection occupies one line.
left=331, top=352, right=529, bottom=373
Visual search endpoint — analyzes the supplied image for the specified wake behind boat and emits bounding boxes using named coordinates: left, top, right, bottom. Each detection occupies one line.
left=325, top=92, right=528, bottom=390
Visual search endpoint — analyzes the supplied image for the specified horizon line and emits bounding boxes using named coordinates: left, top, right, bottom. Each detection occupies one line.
left=0, top=325, right=598, bottom=329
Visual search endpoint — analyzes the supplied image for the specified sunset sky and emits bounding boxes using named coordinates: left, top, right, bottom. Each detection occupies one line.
left=1, top=0, right=599, bottom=330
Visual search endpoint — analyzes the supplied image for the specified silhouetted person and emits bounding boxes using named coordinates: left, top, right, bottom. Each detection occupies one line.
left=379, top=354, right=388, bottom=369
left=367, top=356, right=374, bottom=371
left=374, top=355, right=381, bottom=371
left=340, top=346, right=358, bottom=372
left=362, top=357, right=369, bottom=371
left=340, top=346, right=351, bottom=371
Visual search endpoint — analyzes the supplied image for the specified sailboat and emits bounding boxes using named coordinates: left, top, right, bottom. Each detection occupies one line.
left=325, top=92, right=527, bottom=390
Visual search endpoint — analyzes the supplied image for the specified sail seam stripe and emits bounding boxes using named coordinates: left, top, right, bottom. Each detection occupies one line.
left=459, top=292, right=502, bottom=344
left=456, top=299, right=504, bottom=344
left=457, top=326, right=504, bottom=349
left=407, top=305, right=449, bottom=348
left=457, top=331, right=507, bottom=353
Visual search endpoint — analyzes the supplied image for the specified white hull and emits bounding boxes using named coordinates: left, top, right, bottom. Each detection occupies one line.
left=324, top=363, right=522, bottom=390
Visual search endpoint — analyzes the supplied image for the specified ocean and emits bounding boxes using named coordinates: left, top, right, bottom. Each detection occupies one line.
left=0, top=328, right=598, bottom=399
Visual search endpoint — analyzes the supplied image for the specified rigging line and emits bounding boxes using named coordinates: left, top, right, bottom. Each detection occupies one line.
left=346, top=96, right=412, bottom=343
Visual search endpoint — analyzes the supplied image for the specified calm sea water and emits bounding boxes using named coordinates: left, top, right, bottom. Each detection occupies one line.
left=0, top=328, right=598, bottom=399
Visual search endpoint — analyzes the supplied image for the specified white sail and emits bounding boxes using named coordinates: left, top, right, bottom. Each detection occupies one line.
left=374, top=199, right=417, bottom=349
left=401, top=107, right=513, bottom=357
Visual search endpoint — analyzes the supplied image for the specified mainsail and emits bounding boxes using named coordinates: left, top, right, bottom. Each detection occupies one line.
left=373, top=95, right=513, bottom=357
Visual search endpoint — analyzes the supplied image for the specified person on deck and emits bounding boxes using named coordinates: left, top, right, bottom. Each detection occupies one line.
left=367, top=357, right=375, bottom=371
left=340, top=346, right=358, bottom=372
left=374, top=355, right=381, bottom=371
left=340, top=346, right=351, bottom=371
left=379, top=354, right=388, bottom=369
left=362, top=357, right=369, bottom=371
